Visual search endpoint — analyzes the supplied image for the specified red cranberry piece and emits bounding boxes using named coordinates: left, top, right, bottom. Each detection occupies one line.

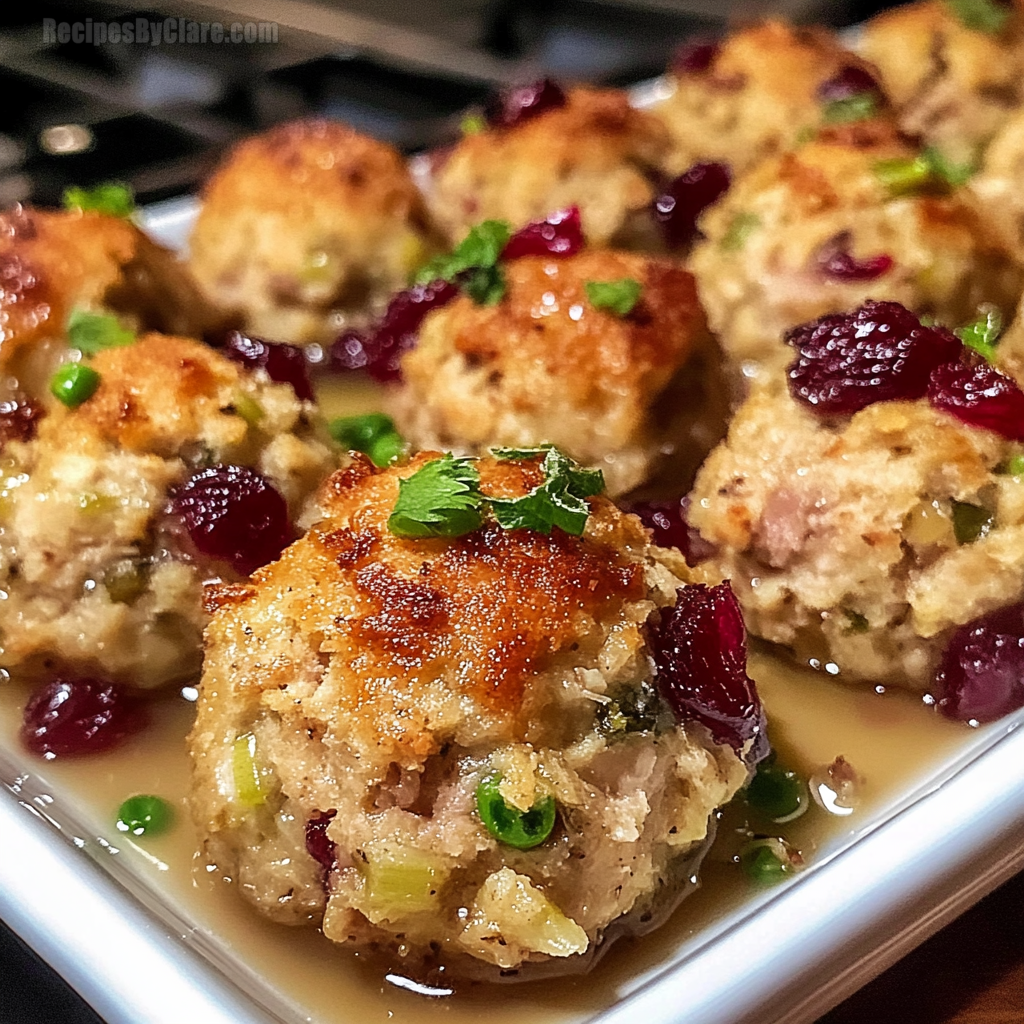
left=624, top=496, right=716, bottom=564
left=21, top=678, right=147, bottom=758
left=936, top=603, right=1024, bottom=723
left=171, top=464, right=291, bottom=575
left=0, top=395, right=43, bottom=447
left=927, top=360, right=1024, bottom=441
left=485, top=78, right=567, bottom=130
left=222, top=331, right=313, bottom=402
left=305, top=809, right=338, bottom=876
left=815, top=231, right=894, bottom=282
left=672, top=38, right=721, bottom=75
left=787, top=300, right=962, bottom=416
left=501, top=207, right=583, bottom=260
left=654, top=161, right=732, bottom=250
left=647, top=582, right=768, bottom=763
left=817, top=65, right=880, bottom=102
left=330, top=279, right=459, bottom=383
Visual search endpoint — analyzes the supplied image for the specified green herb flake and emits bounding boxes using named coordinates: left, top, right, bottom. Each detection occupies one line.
left=951, top=500, right=993, bottom=545
left=462, top=263, right=506, bottom=305
left=415, top=220, right=511, bottom=289
left=488, top=445, right=604, bottom=536
left=67, top=309, right=136, bottom=356
left=50, top=363, right=101, bottom=407
left=232, top=393, right=265, bottom=426
left=923, top=146, right=977, bottom=188
left=955, top=305, right=1003, bottom=361
left=388, top=454, right=485, bottom=538
left=844, top=609, right=870, bottom=633
left=822, top=93, right=877, bottom=124
left=584, top=278, right=643, bottom=317
left=943, top=0, right=1011, bottom=34
left=62, top=181, right=135, bottom=218
left=721, top=211, right=761, bottom=251
left=329, top=413, right=406, bottom=467
left=873, top=155, right=934, bottom=197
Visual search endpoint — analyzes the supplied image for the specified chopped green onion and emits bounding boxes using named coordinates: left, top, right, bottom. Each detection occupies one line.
left=584, top=278, right=643, bottom=317
left=460, top=113, right=486, bottom=136
left=822, top=93, right=877, bottom=124
left=951, top=500, right=993, bottom=545
left=232, top=393, right=265, bottom=426
left=943, top=0, right=1011, bottom=34
left=739, top=838, right=794, bottom=885
left=116, top=794, right=174, bottom=837
left=476, top=774, right=556, bottom=850
left=67, top=309, right=136, bottom=355
left=388, top=454, right=484, bottom=538
left=329, top=413, right=406, bottom=467
left=50, top=363, right=100, bottom=407
left=746, top=754, right=807, bottom=822
left=955, top=306, right=1003, bottom=361
left=62, top=182, right=135, bottom=218
left=232, top=732, right=266, bottom=807
left=923, top=146, right=977, bottom=188
left=873, top=155, right=934, bottom=196
left=721, top=212, right=761, bottom=251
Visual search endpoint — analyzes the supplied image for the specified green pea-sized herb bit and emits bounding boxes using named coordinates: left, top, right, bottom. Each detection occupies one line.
left=476, top=773, right=557, bottom=850
left=67, top=309, right=136, bottom=356
left=62, top=181, right=135, bottom=218
left=329, top=412, right=406, bottom=467
left=50, top=363, right=101, bottom=407
left=951, top=500, right=993, bottom=545
left=721, top=211, right=762, bottom=251
left=822, top=93, right=878, bottom=125
left=739, top=837, right=797, bottom=885
left=943, top=0, right=1012, bottom=34
left=584, top=278, right=643, bottom=317
left=489, top=445, right=604, bottom=536
left=955, top=306, right=1003, bottom=362
left=745, top=752, right=807, bottom=822
left=116, top=794, right=174, bottom=837
left=388, top=454, right=485, bottom=538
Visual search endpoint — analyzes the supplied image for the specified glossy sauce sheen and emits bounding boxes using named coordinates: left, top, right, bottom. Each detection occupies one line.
left=0, top=373, right=989, bottom=1024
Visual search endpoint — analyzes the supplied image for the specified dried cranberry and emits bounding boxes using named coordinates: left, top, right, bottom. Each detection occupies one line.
left=787, top=300, right=962, bottom=415
left=501, top=207, right=583, bottom=261
left=935, top=604, right=1024, bottom=723
left=330, top=279, right=458, bottom=382
left=0, top=395, right=42, bottom=447
left=927, top=360, right=1024, bottom=442
left=624, top=496, right=716, bottom=564
left=171, top=464, right=291, bottom=575
left=814, top=231, right=894, bottom=282
left=21, top=678, right=147, bottom=758
left=305, top=809, right=338, bottom=875
left=485, top=78, right=567, bottom=130
left=672, top=38, right=720, bottom=75
left=817, top=65, right=881, bottom=103
left=647, top=582, right=768, bottom=763
left=654, top=162, right=732, bottom=250
left=222, top=331, right=313, bottom=402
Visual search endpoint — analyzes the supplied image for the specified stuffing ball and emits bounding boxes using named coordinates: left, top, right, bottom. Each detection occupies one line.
left=859, top=0, right=1024, bottom=166
left=653, top=21, right=880, bottom=177
left=188, top=452, right=753, bottom=979
left=0, top=205, right=222, bottom=400
left=968, top=106, right=1024, bottom=257
left=688, top=385, right=1024, bottom=689
left=428, top=88, right=670, bottom=249
left=689, top=126, right=1023, bottom=382
left=189, top=119, right=439, bottom=345
left=388, top=249, right=725, bottom=496
left=0, top=333, right=335, bottom=689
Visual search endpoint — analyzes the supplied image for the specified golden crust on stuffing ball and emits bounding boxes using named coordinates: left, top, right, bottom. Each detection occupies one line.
left=190, top=452, right=748, bottom=976
left=0, top=206, right=220, bottom=394
left=689, top=389, right=1024, bottom=688
left=653, top=21, right=879, bottom=176
left=860, top=0, right=1024, bottom=164
left=428, top=88, right=669, bottom=248
left=389, top=250, right=721, bottom=496
left=189, top=119, right=438, bottom=344
left=968, top=106, right=1024, bottom=258
left=689, top=130, right=1024, bottom=383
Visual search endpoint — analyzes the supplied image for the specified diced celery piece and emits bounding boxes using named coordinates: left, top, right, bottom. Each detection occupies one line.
left=232, top=732, right=265, bottom=807
left=359, top=845, right=445, bottom=921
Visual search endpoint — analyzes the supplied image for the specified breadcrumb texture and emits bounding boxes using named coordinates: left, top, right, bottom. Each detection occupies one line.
left=428, top=88, right=669, bottom=248
left=189, top=119, right=438, bottom=344
left=653, top=21, right=870, bottom=176
left=689, top=128, right=1023, bottom=382
left=0, top=334, right=334, bottom=689
left=968, top=106, right=1024, bottom=259
left=860, top=0, right=1024, bottom=165
left=689, top=388, right=1024, bottom=688
left=389, top=250, right=724, bottom=496
left=189, top=453, right=747, bottom=978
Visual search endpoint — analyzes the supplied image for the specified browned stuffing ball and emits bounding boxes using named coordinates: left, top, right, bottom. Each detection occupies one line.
left=388, top=248, right=726, bottom=496
left=968, top=107, right=1024, bottom=258
left=189, top=119, right=440, bottom=345
left=859, top=0, right=1024, bottom=166
left=428, top=88, right=670, bottom=249
left=188, top=452, right=752, bottom=979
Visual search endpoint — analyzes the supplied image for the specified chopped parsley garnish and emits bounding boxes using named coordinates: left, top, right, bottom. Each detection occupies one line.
left=388, top=454, right=485, bottom=538
left=822, top=93, right=877, bottom=124
left=67, top=309, right=136, bottom=355
left=956, top=306, right=1003, bottom=361
left=461, top=263, right=506, bottom=306
left=329, top=412, right=406, bottom=467
left=415, top=220, right=511, bottom=307
left=951, top=500, right=993, bottom=545
left=62, top=182, right=135, bottom=218
left=943, top=0, right=1011, bottom=34
left=923, top=146, right=977, bottom=188
left=584, top=278, right=642, bottom=317
left=721, top=211, right=761, bottom=251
